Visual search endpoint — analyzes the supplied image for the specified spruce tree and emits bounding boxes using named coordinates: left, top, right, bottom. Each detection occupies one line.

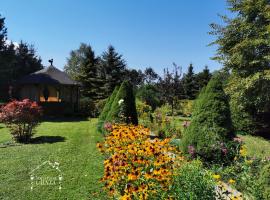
left=101, top=45, right=126, bottom=96
left=196, top=66, right=212, bottom=92
left=182, top=63, right=198, bottom=99
left=78, top=45, right=104, bottom=100
left=182, top=76, right=234, bottom=163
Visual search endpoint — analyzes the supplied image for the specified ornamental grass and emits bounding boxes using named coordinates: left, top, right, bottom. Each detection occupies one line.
left=97, top=124, right=184, bottom=199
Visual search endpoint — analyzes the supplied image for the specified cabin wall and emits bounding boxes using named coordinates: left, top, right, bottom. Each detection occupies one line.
left=19, top=84, right=79, bottom=115
left=20, top=85, right=39, bottom=102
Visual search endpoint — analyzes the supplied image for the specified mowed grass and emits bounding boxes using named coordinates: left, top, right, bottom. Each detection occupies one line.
left=240, top=134, right=270, bottom=159
left=0, top=118, right=106, bottom=200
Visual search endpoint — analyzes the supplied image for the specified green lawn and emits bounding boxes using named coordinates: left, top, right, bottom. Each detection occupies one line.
left=0, top=118, right=106, bottom=200
left=240, top=134, right=270, bottom=159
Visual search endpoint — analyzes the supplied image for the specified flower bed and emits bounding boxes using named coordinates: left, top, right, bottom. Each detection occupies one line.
left=97, top=124, right=184, bottom=199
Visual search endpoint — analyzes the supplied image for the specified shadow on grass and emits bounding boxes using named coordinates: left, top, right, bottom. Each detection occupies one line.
left=30, top=136, right=66, bottom=144
left=41, top=116, right=89, bottom=122
left=255, top=129, right=270, bottom=140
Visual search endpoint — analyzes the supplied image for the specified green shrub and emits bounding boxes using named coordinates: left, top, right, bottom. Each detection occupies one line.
left=79, top=97, right=97, bottom=117
left=178, top=99, right=194, bottom=117
left=181, top=77, right=235, bottom=163
left=97, top=86, right=119, bottom=132
left=106, top=81, right=138, bottom=125
left=169, top=160, right=216, bottom=200
left=136, top=84, right=161, bottom=111
left=95, top=98, right=107, bottom=115
left=258, top=163, right=270, bottom=199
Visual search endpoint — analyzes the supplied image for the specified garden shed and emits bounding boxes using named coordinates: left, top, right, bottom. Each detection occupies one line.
left=17, top=62, right=80, bottom=115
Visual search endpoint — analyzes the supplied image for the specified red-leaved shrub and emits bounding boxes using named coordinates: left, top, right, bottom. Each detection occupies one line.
left=0, top=99, right=42, bottom=143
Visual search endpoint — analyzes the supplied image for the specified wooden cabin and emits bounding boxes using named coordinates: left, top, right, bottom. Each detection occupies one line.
left=17, top=64, right=80, bottom=115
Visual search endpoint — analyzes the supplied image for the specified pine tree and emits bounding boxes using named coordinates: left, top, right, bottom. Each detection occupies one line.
left=78, top=45, right=104, bottom=100
left=182, top=63, right=198, bottom=99
left=101, top=45, right=126, bottom=96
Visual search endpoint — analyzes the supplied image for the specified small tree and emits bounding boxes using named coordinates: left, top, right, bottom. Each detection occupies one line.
left=97, top=86, right=119, bottom=132
left=181, top=76, right=235, bottom=163
left=105, top=81, right=138, bottom=125
left=0, top=99, right=42, bottom=143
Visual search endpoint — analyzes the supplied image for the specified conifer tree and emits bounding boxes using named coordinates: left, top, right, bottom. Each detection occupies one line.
left=182, top=76, right=234, bottom=163
left=101, top=45, right=126, bottom=96
left=182, top=63, right=198, bottom=99
left=97, top=86, right=119, bottom=132
left=106, top=81, right=138, bottom=125
left=196, top=65, right=212, bottom=92
left=78, top=45, right=104, bottom=100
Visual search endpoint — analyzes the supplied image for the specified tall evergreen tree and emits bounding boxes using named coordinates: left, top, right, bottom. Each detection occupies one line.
left=196, top=65, right=212, bottom=91
left=78, top=45, right=104, bottom=100
left=14, top=41, right=43, bottom=79
left=0, top=15, right=7, bottom=51
left=182, top=63, right=198, bottom=99
left=101, top=45, right=126, bottom=96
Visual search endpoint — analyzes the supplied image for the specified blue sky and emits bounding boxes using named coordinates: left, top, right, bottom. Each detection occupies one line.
left=1, top=0, right=231, bottom=74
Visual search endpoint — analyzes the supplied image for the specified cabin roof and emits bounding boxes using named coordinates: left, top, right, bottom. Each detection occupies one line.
left=18, top=66, right=79, bottom=86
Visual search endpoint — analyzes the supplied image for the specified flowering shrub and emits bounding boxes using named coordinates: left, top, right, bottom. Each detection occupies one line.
left=0, top=99, right=42, bottom=142
left=97, top=124, right=184, bottom=199
left=169, top=160, right=216, bottom=200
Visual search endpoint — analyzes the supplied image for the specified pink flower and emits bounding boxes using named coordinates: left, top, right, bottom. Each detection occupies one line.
left=104, top=122, right=113, bottom=132
left=233, top=137, right=243, bottom=143
left=183, top=121, right=191, bottom=128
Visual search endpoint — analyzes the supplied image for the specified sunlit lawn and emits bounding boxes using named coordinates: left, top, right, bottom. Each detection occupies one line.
left=240, top=134, right=270, bottom=159
left=0, top=118, right=106, bottom=200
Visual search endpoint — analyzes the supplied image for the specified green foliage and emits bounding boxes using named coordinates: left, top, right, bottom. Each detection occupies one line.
left=106, top=81, right=138, bottom=125
left=101, top=45, right=127, bottom=96
left=0, top=15, right=43, bottom=100
left=158, top=64, right=185, bottom=115
left=178, top=100, right=194, bottom=117
left=182, top=63, right=198, bottom=100
left=169, top=160, right=216, bottom=200
left=225, top=71, right=270, bottom=133
left=64, top=43, right=91, bottom=81
left=97, top=86, right=119, bottom=132
left=182, top=77, right=235, bottom=163
left=79, top=45, right=104, bottom=99
left=79, top=97, right=96, bottom=117
left=210, top=0, right=270, bottom=76
left=259, top=163, right=270, bottom=199
left=136, top=84, right=161, bottom=111
left=196, top=66, right=212, bottom=92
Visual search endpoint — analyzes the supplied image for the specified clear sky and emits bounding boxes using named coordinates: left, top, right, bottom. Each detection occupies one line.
left=1, top=0, right=231, bottom=74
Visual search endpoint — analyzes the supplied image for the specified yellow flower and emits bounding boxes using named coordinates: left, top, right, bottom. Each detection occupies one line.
left=228, top=179, right=236, bottom=184
left=239, top=145, right=247, bottom=157
left=213, top=174, right=221, bottom=180
left=120, top=194, right=131, bottom=200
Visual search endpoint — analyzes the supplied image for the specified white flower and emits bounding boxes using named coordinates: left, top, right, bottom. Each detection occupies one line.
left=118, top=99, right=124, bottom=105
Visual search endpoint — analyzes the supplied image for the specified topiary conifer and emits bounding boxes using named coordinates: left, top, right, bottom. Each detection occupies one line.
left=182, top=76, right=234, bottom=163
left=105, top=81, right=138, bottom=125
